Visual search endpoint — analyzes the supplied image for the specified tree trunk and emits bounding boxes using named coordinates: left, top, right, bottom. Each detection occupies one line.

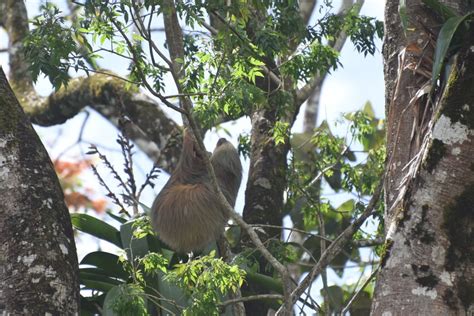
left=372, top=1, right=474, bottom=314
left=0, top=67, right=80, bottom=314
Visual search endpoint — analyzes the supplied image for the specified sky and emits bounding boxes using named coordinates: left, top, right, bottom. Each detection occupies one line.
left=0, top=0, right=385, bottom=308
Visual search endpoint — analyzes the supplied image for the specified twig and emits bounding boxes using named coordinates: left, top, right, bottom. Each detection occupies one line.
left=341, top=265, right=380, bottom=314
left=276, top=175, right=384, bottom=313
left=296, top=0, right=366, bottom=105
left=193, top=8, right=283, bottom=90
left=109, top=13, right=186, bottom=115
left=130, top=0, right=173, bottom=68
left=163, top=92, right=206, bottom=99
left=220, top=294, right=284, bottom=307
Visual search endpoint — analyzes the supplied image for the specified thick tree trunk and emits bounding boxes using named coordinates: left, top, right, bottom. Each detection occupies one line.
left=0, top=67, right=80, bottom=314
left=372, top=1, right=474, bottom=315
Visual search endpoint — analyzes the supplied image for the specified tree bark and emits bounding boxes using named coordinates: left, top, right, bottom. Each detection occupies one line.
left=0, top=67, right=80, bottom=314
left=372, top=1, right=474, bottom=314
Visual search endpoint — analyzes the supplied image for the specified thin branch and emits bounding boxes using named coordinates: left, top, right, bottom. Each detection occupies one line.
left=109, top=14, right=186, bottom=114
left=341, top=265, right=380, bottom=314
left=197, top=10, right=283, bottom=90
left=76, top=66, right=139, bottom=85
left=296, top=0, right=365, bottom=106
left=220, top=294, right=284, bottom=307
left=163, top=92, right=206, bottom=99
left=248, top=224, right=332, bottom=242
left=248, top=224, right=383, bottom=247
left=130, top=0, right=173, bottom=68
left=316, top=208, right=330, bottom=314
left=276, top=175, right=384, bottom=313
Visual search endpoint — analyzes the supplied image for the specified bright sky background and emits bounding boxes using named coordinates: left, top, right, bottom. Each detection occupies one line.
left=0, top=0, right=385, bottom=308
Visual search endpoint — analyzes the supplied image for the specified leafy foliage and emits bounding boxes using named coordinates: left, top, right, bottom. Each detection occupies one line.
left=25, top=0, right=385, bottom=313
left=166, top=251, right=245, bottom=315
left=23, top=3, right=81, bottom=89
left=73, top=135, right=248, bottom=315
left=23, top=0, right=382, bottom=118
left=287, top=103, right=385, bottom=277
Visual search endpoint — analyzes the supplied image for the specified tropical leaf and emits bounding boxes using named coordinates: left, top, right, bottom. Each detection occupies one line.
left=81, top=251, right=128, bottom=280
left=71, top=213, right=122, bottom=248
left=432, top=14, right=473, bottom=86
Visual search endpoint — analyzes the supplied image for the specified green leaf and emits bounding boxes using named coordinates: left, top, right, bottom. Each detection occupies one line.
left=81, top=251, right=128, bottom=280
left=432, top=14, right=473, bottom=86
left=422, top=0, right=458, bottom=21
left=273, top=121, right=290, bottom=145
left=398, top=0, right=408, bottom=32
left=362, top=102, right=375, bottom=118
left=321, top=285, right=344, bottom=312
left=80, top=270, right=122, bottom=292
left=102, top=284, right=148, bottom=316
left=71, top=213, right=122, bottom=248
left=337, top=199, right=355, bottom=212
left=107, top=211, right=128, bottom=224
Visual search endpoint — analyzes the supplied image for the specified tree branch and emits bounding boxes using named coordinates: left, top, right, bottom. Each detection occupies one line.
left=299, top=0, right=317, bottom=26
left=276, top=175, right=384, bottom=313
left=296, top=0, right=364, bottom=106
left=24, top=73, right=182, bottom=172
left=220, top=294, right=284, bottom=307
left=4, top=0, right=35, bottom=97
left=162, top=1, right=293, bottom=313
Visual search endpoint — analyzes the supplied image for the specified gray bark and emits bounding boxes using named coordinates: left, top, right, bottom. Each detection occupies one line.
left=0, top=67, right=80, bottom=314
left=372, top=1, right=474, bottom=314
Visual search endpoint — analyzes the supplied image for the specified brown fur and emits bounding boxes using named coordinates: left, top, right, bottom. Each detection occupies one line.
left=151, top=130, right=242, bottom=253
left=211, top=138, right=243, bottom=208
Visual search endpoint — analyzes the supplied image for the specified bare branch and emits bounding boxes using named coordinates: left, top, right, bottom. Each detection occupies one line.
left=296, top=0, right=365, bottom=106
left=5, top=0, right=35, bottom=95
left=341, top=265, right=380, bottom=314
left=220, top=294, right=284, bottom=307
left=299, top=0, right=317, bottom=26
left=109, top=13, right=187, bottom=115
left=276, top=175, right=384, bottom=313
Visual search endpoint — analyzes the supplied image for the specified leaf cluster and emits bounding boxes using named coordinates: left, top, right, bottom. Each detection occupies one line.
left=166, top=251, right=246, bottom=315
left=286, top=103, right=385, bottom=275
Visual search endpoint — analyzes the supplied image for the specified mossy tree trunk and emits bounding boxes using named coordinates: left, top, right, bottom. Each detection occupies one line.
left=0, top=67, right=80, bottom=314
left=372, top=1, right=474, bottom=314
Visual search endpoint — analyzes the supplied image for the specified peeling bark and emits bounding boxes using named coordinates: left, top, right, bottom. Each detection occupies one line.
left=372, top=1, right=474, bottom=314
left=0, top=67, right=80, bottom=314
